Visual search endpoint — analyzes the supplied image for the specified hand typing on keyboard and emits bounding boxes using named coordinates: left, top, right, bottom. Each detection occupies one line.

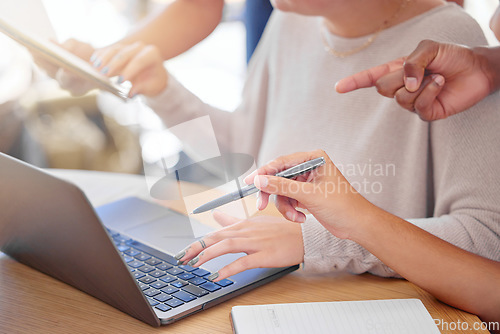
left=174, top=212, right=304, bottom=282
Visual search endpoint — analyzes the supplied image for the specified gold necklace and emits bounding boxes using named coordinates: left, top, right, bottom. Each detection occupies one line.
left=320, top=0, right=411, bottom=58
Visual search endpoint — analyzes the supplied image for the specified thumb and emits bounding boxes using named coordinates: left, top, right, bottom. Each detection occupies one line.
left=403, top=40, right=440, bottom=92
left=254, top=175, right=314, bottom=205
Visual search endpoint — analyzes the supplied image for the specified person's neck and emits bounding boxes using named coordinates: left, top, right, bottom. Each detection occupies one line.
left=323, top=0, right=446, bottom=38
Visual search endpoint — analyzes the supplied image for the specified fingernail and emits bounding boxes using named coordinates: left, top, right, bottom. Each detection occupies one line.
left=297, top=214, right=306, bottom=223
left=207, top=272, right=219, bottom=282
left=93, top=59, right=101, bottom=68
left=256, top=195, right=262, bottom=210
left=174, top=250, right=186, bottom=260
left=286, top=211, right=295, bottom=221
left=255, top=175, right=268, bottom=188
left=405, top=77, right=418, bottom=92
left=90, top=54, right=97, bottom=62
left=187, top=256, right=199, bottom=266
left=432, top=74, right=445, bottom=87
left=101, top=66, right=109, bottom=74
left=117, top=75, right=124, bottom=84
left=334, top=81, right=340, bottom=92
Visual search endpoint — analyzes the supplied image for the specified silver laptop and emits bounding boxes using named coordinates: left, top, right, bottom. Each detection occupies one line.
left=0, top=153, right=298, bottom=326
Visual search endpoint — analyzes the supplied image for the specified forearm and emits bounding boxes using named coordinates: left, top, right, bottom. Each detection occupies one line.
left=351, top=203, right=500, bottom=324
left=119, top=0, right=224, bottom=60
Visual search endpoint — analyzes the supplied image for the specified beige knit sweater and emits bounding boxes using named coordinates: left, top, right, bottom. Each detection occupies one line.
left=147, top=3, right=500, bottom=277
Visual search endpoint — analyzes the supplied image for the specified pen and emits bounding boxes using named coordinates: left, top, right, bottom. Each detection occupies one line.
left=191, top=157, right=326, bottom=214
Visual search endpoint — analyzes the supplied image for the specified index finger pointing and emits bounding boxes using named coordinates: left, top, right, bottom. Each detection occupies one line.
left=335, top=57, right=405, bottom=93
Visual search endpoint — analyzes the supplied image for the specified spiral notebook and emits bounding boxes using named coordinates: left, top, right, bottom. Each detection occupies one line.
left=230, top=299, right=440, bottom=334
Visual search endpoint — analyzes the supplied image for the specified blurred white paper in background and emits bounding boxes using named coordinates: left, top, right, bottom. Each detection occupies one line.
left=0, top=0, right=56, bottom=41
left=0, top=0, right=53, bottom=103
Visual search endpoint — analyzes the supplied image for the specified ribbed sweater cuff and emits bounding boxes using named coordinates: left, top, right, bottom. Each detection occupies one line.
left=301, top=215, right=398, bottom=277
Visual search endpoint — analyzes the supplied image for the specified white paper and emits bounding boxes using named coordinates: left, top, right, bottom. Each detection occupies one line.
left=0, top=0, right=56, bottom=40
left=231, top=299, right=440, bottom=334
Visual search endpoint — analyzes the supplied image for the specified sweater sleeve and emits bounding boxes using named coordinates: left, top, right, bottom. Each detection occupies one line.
left=301, top=93, right=500, bottom=277
left=144, top=75, right=235, bottom=163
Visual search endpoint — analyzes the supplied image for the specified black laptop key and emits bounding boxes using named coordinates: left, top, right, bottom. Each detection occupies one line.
left=178, top=264, right=196, bottom=272
left=192, top=268, right=210, bottom=277
left=165, top=298, right=184, bottom=308
left=144, top=289, right=161, bottom=297
left=155, top=304, right=172, bottom=312
left=153, top=293, right=172, bottom=303
left=147, top=298, right=159, bottom=306
left=160, top=286, right=179, bottom=295
left=138, top=265, right=155, bottom=273
left=133, top=272, right=146, bottom=280
left=171, top=280, right=188, bottom=288
left=188, top=277, right=207, bottom=286
left=135, top=253, right=151, bottom=261
left=124, top=249, right=141, bottom=257
left=128, top=260, right=144, bottom=269
left=150, top=281, right=168, bottom=290
left=166, top=268, right=184, bottom=276
left=160, top=254, right=178, bottom=266
left=159, top=275, right=176, bottom=284
left=156, top=263, right=172, bottom=271
left=139, top=276, right=157, bottom=284
left=182, top=284, right=209, bottom=297
left=177, top=273, right=195, bottom=281
left=145, top=258, right=162, bottom=266
left=149, top=270, right=166, bottom=278
left=123, top=256, right=134, bottom=263
left=200, top=282, right=221, bottom=292
left=173, top=290, right=196, bottom=303
left=215, top=279, right=234, bottom=287
left=116, top=244, right=130, bottom=252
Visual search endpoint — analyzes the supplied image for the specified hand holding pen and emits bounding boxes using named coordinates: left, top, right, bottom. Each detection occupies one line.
left=244, top=150, right=371, bottom=240
left=191, top=156, right=326, bottom=214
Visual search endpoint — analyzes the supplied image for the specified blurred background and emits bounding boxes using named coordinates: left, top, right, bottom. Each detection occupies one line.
left=0, top=0, right=498, bottom=178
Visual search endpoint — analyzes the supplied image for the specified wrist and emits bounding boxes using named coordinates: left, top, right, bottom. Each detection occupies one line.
left=345, top=197, right=388, bottom=245
left=473, top=46, right=500, bottom=93
left=335, top=194, right=381, bottom=242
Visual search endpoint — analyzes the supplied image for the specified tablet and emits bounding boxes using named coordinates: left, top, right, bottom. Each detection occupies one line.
left=0, top=18, right=129, bottom=101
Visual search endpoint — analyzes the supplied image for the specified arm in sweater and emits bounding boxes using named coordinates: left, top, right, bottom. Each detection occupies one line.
left=248, top=150, right=500, bottom=325
left=300, top=92, right=500, bottom=279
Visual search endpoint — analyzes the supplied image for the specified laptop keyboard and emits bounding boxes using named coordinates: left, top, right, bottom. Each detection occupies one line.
left=107, top=229, right=234, bottom=313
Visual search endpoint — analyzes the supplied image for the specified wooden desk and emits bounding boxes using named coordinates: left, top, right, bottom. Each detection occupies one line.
left=0, top=170, right=488, bottom=333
